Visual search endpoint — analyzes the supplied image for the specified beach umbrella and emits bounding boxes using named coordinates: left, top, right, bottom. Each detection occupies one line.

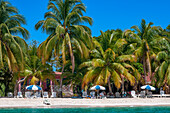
left=90, top=85, right=105, bottom=90
left=26, top=85, right=42, bottom=90
left=141, top=85, right=155, bottom=91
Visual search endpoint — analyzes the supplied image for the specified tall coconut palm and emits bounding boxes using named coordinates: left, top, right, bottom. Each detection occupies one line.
left=126, top=19, right=161, bottom=84
left=0, top=0, right=29, bottom=72
left=35, top=0, right=93, bottom=72
left=35, top=0, right=93, bottom=97
left=80, top=31, right=141, bottom=93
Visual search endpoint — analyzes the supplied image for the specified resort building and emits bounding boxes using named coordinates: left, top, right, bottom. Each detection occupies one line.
left=18, top=72, right=73, bottom=97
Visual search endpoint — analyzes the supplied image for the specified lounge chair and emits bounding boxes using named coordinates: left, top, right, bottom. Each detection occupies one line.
left=43, top=92, right=48, bottom=98
left=147, top=92, right=152, bottom=98
left=115, top=92, right=121, bottom=98
left=140, top=91, right=145, bottom=98
left=35, top=92, right=41, bottom=98
left=82, top=91, right=87, bottom=98
left=131, top=90, right=137, bottom=98
left=25, top=91, right=31, bottom=98
left=51, top=92, right=57, bottom=98
left=7, top=92, right=13, bottom=98
left=90, top=91, right=95, bottom=99
left=17, top=92, right=23, bottom=98
left=160, top=91, right=165, bottom=97
left=106, top=93, right=114, bottom=98
left=99, top=92, right=106, bottom=99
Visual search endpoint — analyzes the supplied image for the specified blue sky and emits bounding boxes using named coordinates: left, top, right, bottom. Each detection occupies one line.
left=9, top=0, right=170, bottom=44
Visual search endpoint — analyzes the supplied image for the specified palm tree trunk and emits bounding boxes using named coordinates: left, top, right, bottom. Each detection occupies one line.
left=146, top=52, right=152, bottom=82
left=14, top=75, right=28, bottom=97
left=143, top=55, right=147, bottom=84
left=70, top=49, right=75, bottom=73
left=14, top=80, right=18, bottom=97
left=60, top=64, right=65, bottom=98
left=68, top=44, right=75, bottom=96
left=164, top=84, right=169, bottom=94
left=0, top=29, right=2, bottom=40
left=108, top=80, right=113, bottom=94
left=5, top=78, right=9, bottom=96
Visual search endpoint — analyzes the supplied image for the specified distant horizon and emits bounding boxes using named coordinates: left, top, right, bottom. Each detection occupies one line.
left=9, top=0, right=170, bottom=44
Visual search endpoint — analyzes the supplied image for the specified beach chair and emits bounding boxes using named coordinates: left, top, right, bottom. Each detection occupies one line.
left=140, top=91, right=145, bottom=98
left=90, top=91, right=95, bottom=99
left=7, top=92, right=13, bottom=98
left=97, top=92, right=104, bottom=99
left=82, top=91, right=87, bottom=98
left=100, top=92, right=106, bottom=99
left=17, top=92, right=23, bottom=98
left=131, top=90, right=137, bottom=98
left=35, top=92, right=41, bottom=98
left=43, top=92, right=48, bottom=98
left=106, top=93, right=114, bottom=98
left=25, top=91, right=31, bottom=98
left=106, top=93, right=109, bottom=98
left=147, top=92, right=152, bottom=98
left=160, top=91, right=165, bottom=97
left=51, top=92, right=57, bottom=98
left=115, top=92, right=121, bottom=98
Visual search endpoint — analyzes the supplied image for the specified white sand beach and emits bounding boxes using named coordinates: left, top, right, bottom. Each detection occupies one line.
left=0, top=98, right=170, bottom=108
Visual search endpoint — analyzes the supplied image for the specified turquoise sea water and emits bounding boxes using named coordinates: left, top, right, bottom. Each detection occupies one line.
left=0, top=106, right=170, bottom=113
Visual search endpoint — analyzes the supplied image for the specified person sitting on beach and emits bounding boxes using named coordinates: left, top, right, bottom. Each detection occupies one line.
left=122, top=91, right=127, bottom=97
left=100, top=92, right=105, bottom=98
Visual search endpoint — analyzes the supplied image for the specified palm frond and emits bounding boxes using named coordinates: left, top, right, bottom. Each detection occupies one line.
left=92, top=59, right=105, bottom=67
left=111, top=70, right=121, bottom=89
left=156, top=51, right=168, bottom=62
left=116, top=55, right=136, bottom=62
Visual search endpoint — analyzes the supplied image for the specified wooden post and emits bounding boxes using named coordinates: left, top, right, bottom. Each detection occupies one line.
left=50, top=80, right=53, bottom=93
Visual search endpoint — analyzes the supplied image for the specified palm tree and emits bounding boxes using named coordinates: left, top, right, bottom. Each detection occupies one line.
left=151, top=29, right=170, bottom=93
left=35, top=0, right=93, bottom=97
left=0, top=0, right=29, bottom=96
left=25, top=40, right=54, bottom=81
left=153, top=51, right=170, bottom=93
left=24, top=40, right=56, bottom=86
left=127, top=19, right=161, bottom=84
left=80, top=31, right=141, bottom=93
left=35, top=0, right=92, bottom=71
left=0, top=0, right=29, bottom=72
left=13, top=40, right=56, bottom=96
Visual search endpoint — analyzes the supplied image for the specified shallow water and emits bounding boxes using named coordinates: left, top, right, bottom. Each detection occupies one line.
left=0, top=106, right=170, bottom=113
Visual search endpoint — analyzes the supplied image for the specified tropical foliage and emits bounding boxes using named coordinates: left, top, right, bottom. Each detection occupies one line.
left=0, top=0, right=29, bottom=72
left=0, top=0, right=170, bottom=97
left=0, top=0, right=29, bottom=96
left=80, top=31, right=141, bottom=93
left=22, top=40, right=55, bottom=85
left=123, top=19, right=163, bottom=83
left=35, top=0, right=93, bottom=97
left=35, top=0, right=93, bottom=74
